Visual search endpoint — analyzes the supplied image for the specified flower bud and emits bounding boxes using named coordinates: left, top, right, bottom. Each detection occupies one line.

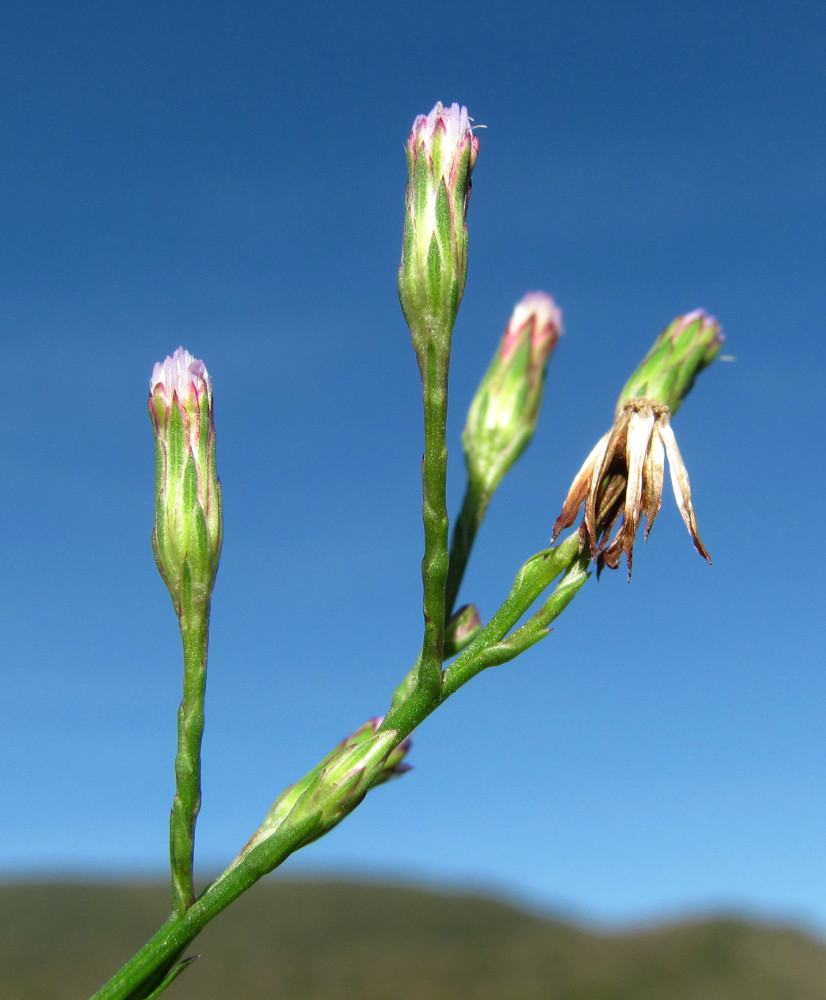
left=463, top=292, right=562, bottom=493
left=443, top=604, right=483, bottom=658
left=398, top=102, right=479, bottom=364
left=149, top=347, right=222, bottom=615
left=236, top=719, right=412, bottom=865
left=295, top=723, right=411, bottom=837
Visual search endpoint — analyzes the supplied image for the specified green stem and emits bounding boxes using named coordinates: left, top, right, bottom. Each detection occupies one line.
left=441, top=532, right=583, bottom=698
left=169, top=577, right=210, bottom=915
left=442, top=543, right=589, bottom=699
left=91, top=818, right=318, bottom=1000
left=416, top=338, right=450, bottom=708
left=384, top=533, right=585, bottom=736
left=444, top=473, right=490, bottom=618
left=90, top=912, right=188, bottom=1000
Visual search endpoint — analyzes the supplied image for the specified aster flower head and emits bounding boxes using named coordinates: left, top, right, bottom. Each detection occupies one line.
left=552, top=311, right=722, bottom=578
left=149, top=346, right=222, bottom=612
left=398, top=102, right=480, bottom=364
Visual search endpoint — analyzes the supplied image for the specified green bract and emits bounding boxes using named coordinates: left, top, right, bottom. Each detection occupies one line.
left=618, top=310, right=723, bottom=415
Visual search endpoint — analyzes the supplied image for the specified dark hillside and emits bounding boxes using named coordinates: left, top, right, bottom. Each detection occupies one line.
left=2, top=879, right=825, bottom=999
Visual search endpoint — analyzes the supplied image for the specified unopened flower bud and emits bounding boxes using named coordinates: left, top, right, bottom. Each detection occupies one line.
left=149, top=347, right=222, bottom=615
left=236, top=719, right=412, bottom=865
left=398, top=102, right=479, bottom=365
left=443, top=604, right=483, bottom=658
left=463, top=292, right=562, bottom=493
left=300, top=723, right=411, bottom=834
left=326, top=717, right=413, bottom=786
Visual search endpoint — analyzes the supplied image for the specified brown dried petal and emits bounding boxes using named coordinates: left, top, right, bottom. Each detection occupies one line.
left=552, top=432, right=609, bottom=541
left=598, top=531, right=625, bottom=573
left=595, top=471, right=627, bottom=531
left=658, top=418, right=712, bottom=563
left=622, top=405, right=658, bottom=569
left=643, top=421, right=665, bottom=540
left=584, top=414, right=630, bottom=558
left=597, top=507, right=626, bottom=568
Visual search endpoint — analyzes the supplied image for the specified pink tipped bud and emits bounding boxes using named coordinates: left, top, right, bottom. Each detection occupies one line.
left=398, top=102, right=480, bottom=364
left=463, top=292, right=562, bottom=493
left=149, top=347, right=222, bottom=614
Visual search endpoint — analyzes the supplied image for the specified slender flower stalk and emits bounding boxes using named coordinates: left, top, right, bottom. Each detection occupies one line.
left=552, top=311, right=722, bottom=576
left=398, top=103, right=479, bottom=714
left=149, top=347, right=222, bottom=915
left=446, top=293, right=562, bottom=614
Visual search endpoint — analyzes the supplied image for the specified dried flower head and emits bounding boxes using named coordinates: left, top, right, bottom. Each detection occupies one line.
left=552, top=398, right=709, bottom=576
left=552, top=311, right=722, bottom=578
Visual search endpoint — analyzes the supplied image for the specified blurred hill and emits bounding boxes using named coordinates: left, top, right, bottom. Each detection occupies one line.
left=3, top=878, right=826, bottom=999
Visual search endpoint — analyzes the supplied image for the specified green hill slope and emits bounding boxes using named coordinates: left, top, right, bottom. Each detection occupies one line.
left=2, top=879, right=826, bottom=1000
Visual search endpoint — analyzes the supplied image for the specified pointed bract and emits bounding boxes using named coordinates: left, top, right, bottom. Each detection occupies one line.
left=618, top=310, right=722, bottom=415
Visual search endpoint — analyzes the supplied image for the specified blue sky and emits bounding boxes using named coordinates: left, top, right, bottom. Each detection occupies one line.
left=2, top=0, right=826, bottom=936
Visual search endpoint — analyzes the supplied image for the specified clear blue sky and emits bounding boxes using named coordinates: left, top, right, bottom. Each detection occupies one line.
left=2, top=0, right=825, bottom=935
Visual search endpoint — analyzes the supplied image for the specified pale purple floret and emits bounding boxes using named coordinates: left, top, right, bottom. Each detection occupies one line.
left=151, top=346, right=211, bottom=398
left=411, top=102, right=473, bottom=153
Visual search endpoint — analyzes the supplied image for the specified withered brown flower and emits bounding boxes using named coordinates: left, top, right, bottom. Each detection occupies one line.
left=552, top=397, right=710, bottom=577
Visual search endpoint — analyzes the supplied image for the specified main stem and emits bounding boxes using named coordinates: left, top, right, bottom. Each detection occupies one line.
left=169, top=583, right=210, bottom=915
left=89, top=859, right=259, bottom=1000
left=415, top=338, right=450, bottom=714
